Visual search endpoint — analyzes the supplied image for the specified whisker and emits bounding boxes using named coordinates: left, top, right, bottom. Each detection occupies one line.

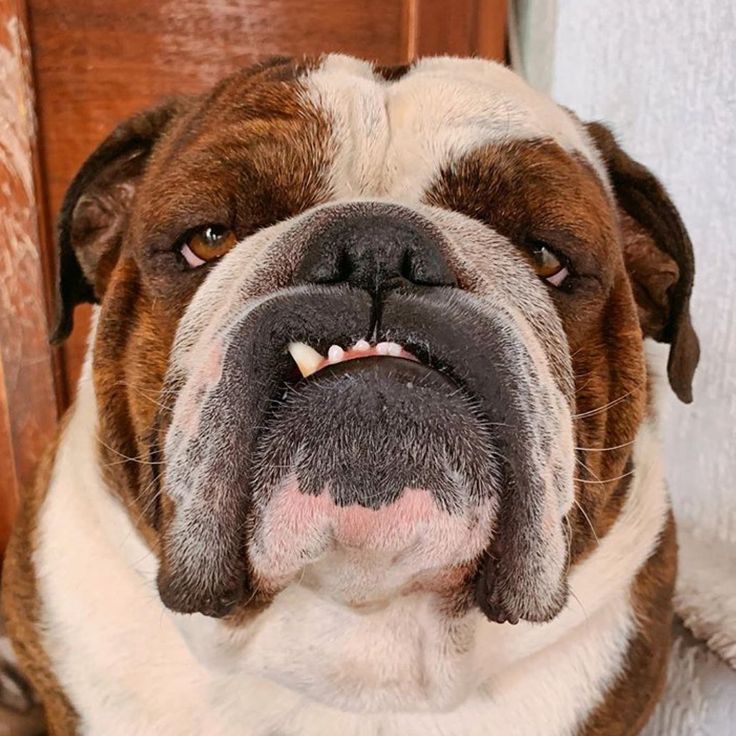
left=575, top=455, right=602, bottom=483
left=568, top=588, right=589, bottom=620
left=573, top=388, right=638, bottom=419
left=102, top=458, right=165, bottom=469
left=573, top=377, right=596, bottom=396
left=574, top=468, right=636, bottom=485
left=117, top=475, right=164, bottom=551
left=574, top=440, right=635, bottom=452
left=97, top=437, right=160, bottom=466
left=116, top=380, right=176, bottom=414
left=563, top=517, right=574, bottom=574
left=572, top=498, right=599, bottom=544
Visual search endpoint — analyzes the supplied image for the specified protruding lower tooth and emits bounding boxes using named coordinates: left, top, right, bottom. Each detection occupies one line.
left=376, top=342, right=391, bottom=355
left=328, top=345, right=345, bottom=363
left=287, top=342, right=324, bottom=378
left=387, top=342, right=403, bottom=357
left=354, top=339, right=370, bottom=352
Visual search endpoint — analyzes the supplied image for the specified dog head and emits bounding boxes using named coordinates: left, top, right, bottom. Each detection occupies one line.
left=54, top=55, right=698, bottom=709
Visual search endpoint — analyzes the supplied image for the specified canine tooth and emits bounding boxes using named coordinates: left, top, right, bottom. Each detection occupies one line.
left=328, top=345, right=345, bottom=363
left=376, top=342, right=391, bottom=355
left=387, top=342, right=403, bottom=357
left=354, top=339, right=370, bottom=352
left=287, top=342, right=324, bottom=378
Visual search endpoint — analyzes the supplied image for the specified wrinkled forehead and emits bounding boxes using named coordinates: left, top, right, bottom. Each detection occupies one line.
left=302, top=54, right=608, bottom=196
left=143, top=55, right=609, bottom=216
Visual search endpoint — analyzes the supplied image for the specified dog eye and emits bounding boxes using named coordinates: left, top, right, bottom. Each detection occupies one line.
left=180, top=225, right=237, bottom=268
left=527, top=242, right=569, bottom=287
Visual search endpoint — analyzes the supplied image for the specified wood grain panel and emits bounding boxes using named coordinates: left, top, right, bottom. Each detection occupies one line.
left=410, top=0, right=506, bottom=59
left=0, top=0, right=58, bottom=552
left=476, top=0, right=507, bottom=59
left=29, top=0, right=410, bottom=214
left=412, top=0, right=478, bottom=57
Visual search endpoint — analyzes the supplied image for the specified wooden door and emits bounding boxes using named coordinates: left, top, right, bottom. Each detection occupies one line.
left=0, top=0, right=507, bottom=553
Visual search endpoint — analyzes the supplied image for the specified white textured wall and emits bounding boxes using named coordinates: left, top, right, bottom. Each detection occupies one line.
left=546, top=1, right=736, bottom=542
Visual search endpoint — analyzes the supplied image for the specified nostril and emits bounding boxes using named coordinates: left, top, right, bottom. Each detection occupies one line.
left=403, top=249, right=457, bottom=287
left=337, top=249, right=353, bottom=284
left=300, top=247, right=348, bottom=285
left=400, top=249, right=414, bottom=283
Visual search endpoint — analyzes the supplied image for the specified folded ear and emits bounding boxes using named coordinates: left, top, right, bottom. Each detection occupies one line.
left=585, top=122, right=700, bottom=403
left=52, top=99, right=187, bottom=343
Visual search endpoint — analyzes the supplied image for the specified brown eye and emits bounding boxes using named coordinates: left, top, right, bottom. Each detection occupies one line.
left=181, top=225, right=237, bottom=267
left=527, top=242, right=569, bottom=287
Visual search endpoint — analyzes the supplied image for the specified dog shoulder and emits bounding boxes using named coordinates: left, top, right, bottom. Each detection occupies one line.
left=579, top=510, right=677, bottom=736
left=2, top=418, right=79, bottom=734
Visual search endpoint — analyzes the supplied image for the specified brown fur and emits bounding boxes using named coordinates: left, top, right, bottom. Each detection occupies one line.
left=90, top=57, right=333, bottom=549
left=1, top=423, right=78, bottom=734
left=584, top=122, right=699, bottom=404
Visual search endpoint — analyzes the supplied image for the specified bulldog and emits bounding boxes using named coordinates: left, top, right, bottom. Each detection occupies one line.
left=2, top=55, right=699, bottom=736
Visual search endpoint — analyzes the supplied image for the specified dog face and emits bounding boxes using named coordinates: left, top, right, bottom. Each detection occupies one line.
left=55, top=56, right=698, bottom=709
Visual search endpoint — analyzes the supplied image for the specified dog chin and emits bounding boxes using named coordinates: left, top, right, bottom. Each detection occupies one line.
left=247, top=354, right=500, bottom=600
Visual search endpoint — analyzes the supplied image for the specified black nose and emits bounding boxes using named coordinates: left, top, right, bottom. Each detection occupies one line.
left=295, top=204, right=457, bottom=293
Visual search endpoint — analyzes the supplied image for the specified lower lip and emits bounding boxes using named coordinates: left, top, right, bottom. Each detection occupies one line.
left=294, top=354, right=457, bottom=392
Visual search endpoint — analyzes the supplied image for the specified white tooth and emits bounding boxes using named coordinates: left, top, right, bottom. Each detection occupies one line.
left=328, top=345, right=345, bottom=363
left=354, top=339, right=370, bottom=352
left=376, top=342, right=391, bottom=355
left=387, top=342, right=403, bottom=357
left=287, top=342, right=324, bottom=378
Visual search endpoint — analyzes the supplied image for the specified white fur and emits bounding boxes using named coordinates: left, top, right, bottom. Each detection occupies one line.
left=34, top=327, right=669, bottom=735
left=304, top=55, right=608, bottom=203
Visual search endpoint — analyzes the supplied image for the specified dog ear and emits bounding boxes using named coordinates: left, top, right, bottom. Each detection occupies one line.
left=586, top=122, right=700, bottom=403
left=52, top=99, right=187, bottom=343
